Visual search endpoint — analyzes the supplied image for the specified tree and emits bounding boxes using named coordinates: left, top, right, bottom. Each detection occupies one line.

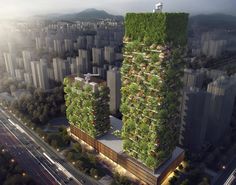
left=66, top=152, right=74, bottom=161
left=89, top=168, right=99, bottom=178
left=10, top=101, right=19, bottom=110
left=73, top=143, right=82, bottom=153
left=180, top=179, right=190, bottom=185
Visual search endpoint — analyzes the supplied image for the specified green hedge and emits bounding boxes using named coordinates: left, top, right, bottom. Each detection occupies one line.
left=125, top=13, right=189, bottom=46
left=64, top=77, right=110, bottom=138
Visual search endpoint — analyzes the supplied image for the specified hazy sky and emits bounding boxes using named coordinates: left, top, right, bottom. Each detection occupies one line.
left=0, top=0, right=236, bottom=18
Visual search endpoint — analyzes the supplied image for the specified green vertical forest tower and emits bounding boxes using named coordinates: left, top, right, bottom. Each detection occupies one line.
left=121, top=13, right=188, bottom=169
left=64, top=76, right=110, bottom=138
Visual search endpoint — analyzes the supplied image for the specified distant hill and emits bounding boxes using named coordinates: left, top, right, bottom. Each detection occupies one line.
left=39, top=8, right=124, bottom=21
left=190, top=14, right=236, bottom=29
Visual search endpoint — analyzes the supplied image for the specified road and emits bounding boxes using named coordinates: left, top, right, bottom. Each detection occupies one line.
left=0, top=119, right=58, bottom=185
left=0, top=106, right=101, bottom=185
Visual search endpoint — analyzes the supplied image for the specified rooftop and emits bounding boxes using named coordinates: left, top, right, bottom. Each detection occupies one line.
left=98, top=116, right=123, bottom=153
left=67, top=74, right=106, bottom=84
left=97, top=116, right=184, bottom=177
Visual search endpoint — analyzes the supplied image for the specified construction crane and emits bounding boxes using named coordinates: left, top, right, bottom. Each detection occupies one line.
left=84, top=73, right=100, bottom=83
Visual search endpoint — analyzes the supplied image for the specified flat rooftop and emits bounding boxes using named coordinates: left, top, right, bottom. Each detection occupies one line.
left=67, top=74, right=106, bottom=84
left=154, top=147, right=184, bottom=176
left=97, top=116, right=184, bottom=176
left=98, top=116, right=123, bottom=153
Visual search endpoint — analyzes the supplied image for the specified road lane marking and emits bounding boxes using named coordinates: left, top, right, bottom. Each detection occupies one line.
left=0, top=120, right=62, bottom=185
left=0, top=109, right=84, bottom=185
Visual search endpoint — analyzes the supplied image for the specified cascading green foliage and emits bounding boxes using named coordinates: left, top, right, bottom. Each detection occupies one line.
left=121, top=13, right=188, bottom=170
left=125, top=13, right=188, bottom=46
left=64, top=77, right=110, bottom=138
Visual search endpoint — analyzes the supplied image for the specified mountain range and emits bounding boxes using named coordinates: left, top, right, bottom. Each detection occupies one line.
left=34, top=10, right=236, bottom=30
left=34, top=8, right=123, bottom=21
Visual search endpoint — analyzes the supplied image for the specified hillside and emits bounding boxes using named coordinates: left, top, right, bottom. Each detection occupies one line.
left=58, top=8, right=123, bottom=21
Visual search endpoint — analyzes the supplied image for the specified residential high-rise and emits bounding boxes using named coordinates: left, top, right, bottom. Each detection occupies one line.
left=53, top=58, right=66, bottom=82
left=64, top=39, right=73, bottom=52
left=3, top=53, right=16, bottom=78
left=180, top=69, right=236, bottom=152
left=120, top=13, right=188, bottom=169
left=16, top=57, right=24, bottom=69
left=104, top=46, right=115, bottom=64
left=77, top=49, right=91, bottom=74
left=77, top=36, right=87, bottom=49
left=37, top=59, right=50, bottom=90
left=64, top=75, right=110, bottom=137
left=54, top=40, right=64, bottom=55
left=92, top=48, right=104, bottom=66
left=31, top=61, right=39, bottom=88
left=35, top=37, right=44, bottom=50
left=15, top=69, right=24, bottom=81
left=24, top=73, right=33, bottom=85
left=31, top=59, right=50, bottom=90
left=22, top=50, right=32, bottom=72
left=107, top=68, right=121, bottom=114
left=86, top=35, right=94, bottom=49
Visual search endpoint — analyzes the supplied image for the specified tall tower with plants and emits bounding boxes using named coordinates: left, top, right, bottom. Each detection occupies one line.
left=64, top=76, right=110, bottom=138
left=120, top=13, right=188, bottom=169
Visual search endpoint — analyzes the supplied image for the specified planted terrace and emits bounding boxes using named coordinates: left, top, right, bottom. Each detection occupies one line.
left=64, top=76, right=110, bottom=138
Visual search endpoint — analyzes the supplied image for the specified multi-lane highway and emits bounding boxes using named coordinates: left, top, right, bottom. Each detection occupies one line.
left=0, top=106, right=101, bottom=185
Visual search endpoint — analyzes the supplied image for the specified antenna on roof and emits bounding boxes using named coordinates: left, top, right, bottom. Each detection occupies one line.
left=153, top=2, right=163, bottom=13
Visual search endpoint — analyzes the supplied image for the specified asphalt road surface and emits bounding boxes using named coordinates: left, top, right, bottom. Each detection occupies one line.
left=0, top=106, right=101, bottom=185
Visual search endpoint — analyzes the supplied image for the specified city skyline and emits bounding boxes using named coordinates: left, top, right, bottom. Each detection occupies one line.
left=0, top=0, right=236, bottom=19
left=0, top=1, right=236, bottom=184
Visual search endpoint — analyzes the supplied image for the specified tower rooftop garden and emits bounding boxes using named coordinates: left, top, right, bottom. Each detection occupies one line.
left=64, top=75, right=110, bottom=138
left=121, top=12, right=188, bottom=170
left=124, top=13, right=188, bottom=46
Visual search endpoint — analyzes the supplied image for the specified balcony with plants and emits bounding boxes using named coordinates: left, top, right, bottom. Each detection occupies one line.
left=121, top=13, right=188, bottom=170
left=64, top=77, right=110, bottom=138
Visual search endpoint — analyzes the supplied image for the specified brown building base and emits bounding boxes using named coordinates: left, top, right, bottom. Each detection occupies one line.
left=70, top=125, right=184, bottom=185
